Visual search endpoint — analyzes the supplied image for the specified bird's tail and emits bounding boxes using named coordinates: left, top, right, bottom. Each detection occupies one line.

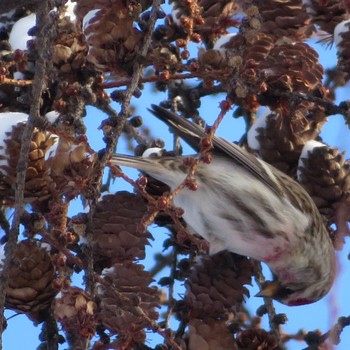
left=148, top=105, right=204, bottom=151
left=110, top=154, right=165, bottom=175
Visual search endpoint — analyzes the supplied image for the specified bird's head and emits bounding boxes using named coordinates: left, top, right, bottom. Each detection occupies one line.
left=256, top=281, right=315, bottom=306
left=257, top=228, right=337, bottom=306
left=256, top=264, right=336, bottom=306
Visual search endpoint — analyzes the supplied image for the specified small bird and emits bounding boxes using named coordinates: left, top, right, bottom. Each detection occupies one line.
left=111, top=105, right=336, bottom=306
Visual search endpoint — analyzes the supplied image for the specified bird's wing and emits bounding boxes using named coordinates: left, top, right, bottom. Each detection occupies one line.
left=149, top=105, right=283, bottom=196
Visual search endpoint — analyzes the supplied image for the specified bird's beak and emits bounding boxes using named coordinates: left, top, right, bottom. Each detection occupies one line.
left=255, top=281, right=280, bottom=298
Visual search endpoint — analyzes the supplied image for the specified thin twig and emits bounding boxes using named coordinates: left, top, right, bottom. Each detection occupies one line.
left=273, top=90, right=350, bottom=120
left=164, top=248, right=178, bottom=329
left=102, top=70, right=232, bottom=89
left=39, top=229, right=84, bottom=270
left=83, top=0, right=163, bottom=307
left=124, top=121, right=153, bottom=147
left=43, top=311, right=60, bottom=350
left=0, top=78, right=32, bottom=86
left=94, top=103, right=152, bottom=147
left=254, top=262, right=281, bottom=344
left=0, top=2, right=53, bottom=347
left=301, top=315, right=350, bottom=349
left=148, top=252, right=174, bottom=277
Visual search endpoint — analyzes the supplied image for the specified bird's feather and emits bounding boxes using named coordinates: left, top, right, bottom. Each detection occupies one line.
left=149, top=105, right=283, bottom=196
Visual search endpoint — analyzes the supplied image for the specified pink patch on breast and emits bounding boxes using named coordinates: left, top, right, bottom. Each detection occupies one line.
left=263, top=247, right=285, bottom=263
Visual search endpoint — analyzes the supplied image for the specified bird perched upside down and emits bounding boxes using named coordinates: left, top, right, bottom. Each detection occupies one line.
left=111, top=105, right=336, bottom=306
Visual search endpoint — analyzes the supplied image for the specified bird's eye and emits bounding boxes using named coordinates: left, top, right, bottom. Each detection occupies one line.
left=274, top=286, right=294, bottom=299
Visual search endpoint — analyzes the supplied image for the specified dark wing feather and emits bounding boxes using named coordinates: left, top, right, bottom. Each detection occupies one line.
left=149, top=105, right=283, bottom=196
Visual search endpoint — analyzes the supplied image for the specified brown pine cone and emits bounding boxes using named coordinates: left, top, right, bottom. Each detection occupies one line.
left=44, top=137, right=99, bottom=205
left=221, top=32, right=325, bottom=106
left=4, top=239, right=57, bottom=323
left=97, top=262, right=160, bottom=342
left=0, top=114, right=98, bottom=216
left=52, top=286, right=96, bottom=341
left=86, top=191, right=152, bottom=271
left=52, top=15, right=87, bottom=78
left=184, top=251, right=254, bottom=319
left=260, top=41, right=324, bottom=96
left=334, top=19, right=350, bottom=81
left=298, top=141, right=350, bottom=220
left=247, top=105, right=327, bottom=176
left=231, top=32, right=274, bottom=99
left=303, top=0, right=350, bottom=36
left=258, top=0, right=314, bottom=40
left=78, top=0, right=144, bottom=75
left=0, top=115, right=57, bottom=206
